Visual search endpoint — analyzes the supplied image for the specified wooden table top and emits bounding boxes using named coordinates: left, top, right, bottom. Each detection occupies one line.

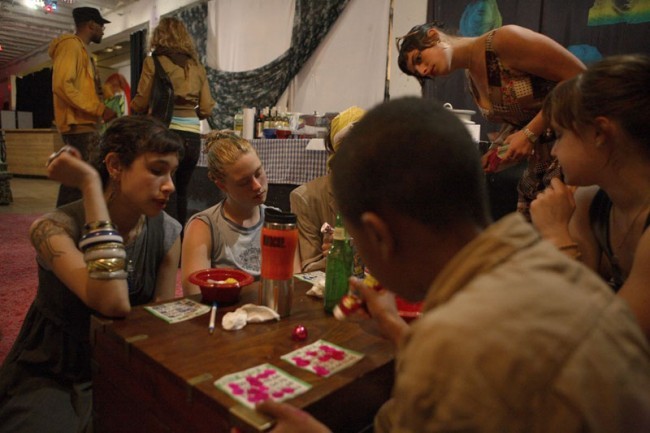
left=91, top=279, right=395, bottom=432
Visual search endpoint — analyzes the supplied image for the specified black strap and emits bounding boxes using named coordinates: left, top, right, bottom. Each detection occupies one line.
left=588, top=189, right=650, bottom=291
left=152, top=55, right=171, bottom=85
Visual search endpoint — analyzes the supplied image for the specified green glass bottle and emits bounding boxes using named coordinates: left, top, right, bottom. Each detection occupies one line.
left=324, top=213, right=353, bottom=313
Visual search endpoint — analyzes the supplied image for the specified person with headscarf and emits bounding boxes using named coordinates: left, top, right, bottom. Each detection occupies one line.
left=290, top=106, right=366, bottom=272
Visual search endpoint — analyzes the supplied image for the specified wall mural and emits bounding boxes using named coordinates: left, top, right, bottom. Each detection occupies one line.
left=588, top=0, right=650, bottom=25
left=174, top=1, right=349, bottom=130
left=459, top=0, right=503, bottom=36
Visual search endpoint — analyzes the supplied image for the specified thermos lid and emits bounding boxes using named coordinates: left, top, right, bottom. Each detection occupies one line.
left=265, top=208, right=297, bottom=225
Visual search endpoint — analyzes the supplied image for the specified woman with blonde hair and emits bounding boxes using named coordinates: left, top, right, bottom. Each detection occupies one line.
left=131, top=16, right=215, bottom=228
left=181, top=131, right=276, bottom=295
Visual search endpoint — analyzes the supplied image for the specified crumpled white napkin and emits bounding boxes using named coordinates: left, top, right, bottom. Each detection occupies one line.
left=221, top=303, right=280, bottom=331
left=306, top=275, right=325, bottom=298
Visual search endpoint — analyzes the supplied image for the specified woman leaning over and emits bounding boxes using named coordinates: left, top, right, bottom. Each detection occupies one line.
left=131, top=16, right=216, bottom=228
left=0, top=116, right=183, bottom=432
left=531, top=54, right=650, bottom=342
left=397, top=23, right=585, bottom=219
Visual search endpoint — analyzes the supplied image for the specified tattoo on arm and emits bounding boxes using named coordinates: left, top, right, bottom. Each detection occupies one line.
left=30, top=218, right=72, bottom=265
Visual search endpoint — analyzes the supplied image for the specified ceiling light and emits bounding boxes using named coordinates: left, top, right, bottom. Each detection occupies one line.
left=113, top=45, right=123, bottom=50
left=105, top=47, right=114, bottom=53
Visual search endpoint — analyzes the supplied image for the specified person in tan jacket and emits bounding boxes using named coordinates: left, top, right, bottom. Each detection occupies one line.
left=49, top=7, right=117, bottom=206
left=289, top=106, right=365, bottom=272
left=131, top=17, right=216, bottom=228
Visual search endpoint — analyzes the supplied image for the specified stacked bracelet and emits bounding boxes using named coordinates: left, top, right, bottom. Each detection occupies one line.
left=80, top=221, right=128, bottom=280
left=83, top=220, right=117, bottom=232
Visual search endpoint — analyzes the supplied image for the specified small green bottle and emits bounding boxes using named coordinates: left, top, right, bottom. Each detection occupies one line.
left=324, top=213, right=353, bottom=313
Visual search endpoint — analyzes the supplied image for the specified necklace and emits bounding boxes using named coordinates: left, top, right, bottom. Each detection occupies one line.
left=123, top=214, right=145, bottom=247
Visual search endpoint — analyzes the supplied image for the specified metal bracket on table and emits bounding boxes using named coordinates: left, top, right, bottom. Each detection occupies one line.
left=123, top=334, right=148, bottom=356
left=230, top=404, right=275, bottom=433
left=186, top=372, right=214, bottom=404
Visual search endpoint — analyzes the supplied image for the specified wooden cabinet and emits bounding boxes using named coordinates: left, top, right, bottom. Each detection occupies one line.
left=3, top=129, right=64, bottom=176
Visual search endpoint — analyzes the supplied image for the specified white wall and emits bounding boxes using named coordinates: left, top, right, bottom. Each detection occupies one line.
left=390, top=0, right=427, bottom=99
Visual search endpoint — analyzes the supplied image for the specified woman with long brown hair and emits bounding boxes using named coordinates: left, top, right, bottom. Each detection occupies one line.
left=132, top=16, right=216, bottom=228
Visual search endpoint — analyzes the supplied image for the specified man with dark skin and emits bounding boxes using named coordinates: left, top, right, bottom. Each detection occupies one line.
left=49, top=7, right=117, bottom=206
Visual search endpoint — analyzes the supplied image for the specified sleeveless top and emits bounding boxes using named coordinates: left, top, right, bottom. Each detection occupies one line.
left=187, top=201, right=277, bottom=279
left=469, top=30, right=557, bottom=128
left=589, top=189, right=650, bottom=291
left=0, top=201, right=179, bottom=390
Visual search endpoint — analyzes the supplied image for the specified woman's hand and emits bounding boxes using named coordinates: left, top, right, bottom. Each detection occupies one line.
left=501, top=130, right=534, bottom=162
left=255, top=400, right=331, bottom=433
left=530, top=177, right=577, bottom=244
left=46, top=146, right=100, bottom=191
left=320, top=231, right=333, bottom=257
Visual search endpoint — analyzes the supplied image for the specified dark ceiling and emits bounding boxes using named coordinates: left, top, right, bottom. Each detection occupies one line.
left=0, top=0, right=137, bottom=71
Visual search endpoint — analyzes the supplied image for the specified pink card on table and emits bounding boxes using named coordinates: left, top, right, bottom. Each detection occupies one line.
left=214, top=363, right=311, bottom=409
left=281, top=339, right=364, bottom=377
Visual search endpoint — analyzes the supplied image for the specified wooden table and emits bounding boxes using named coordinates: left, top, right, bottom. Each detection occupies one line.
left=91, top=280, right=395, bottom=433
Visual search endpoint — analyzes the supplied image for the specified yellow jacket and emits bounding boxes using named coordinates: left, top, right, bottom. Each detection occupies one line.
left=48, top=34, right=105, bottom=134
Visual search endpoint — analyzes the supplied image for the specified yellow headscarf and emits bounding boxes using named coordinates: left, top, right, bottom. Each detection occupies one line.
left=328, top=106, right=365, bottom=169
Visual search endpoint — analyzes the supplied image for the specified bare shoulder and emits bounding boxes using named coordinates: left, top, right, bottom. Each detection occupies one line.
left=29, top=212, right=75, bottom=246
left=29, top=211, right=77, bottom=264
left=574, top=185, right=600, bottom=209
left=183, top=217, right=212, bottom=245
left=571, top=185, right=600, bottom=228
left=491, top=25, right=555, bottom=55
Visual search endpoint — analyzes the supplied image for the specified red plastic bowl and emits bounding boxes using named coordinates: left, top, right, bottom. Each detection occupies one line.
left=395, top=296, right=423, bottom=322
left=188, top=268, right=254, bottom=303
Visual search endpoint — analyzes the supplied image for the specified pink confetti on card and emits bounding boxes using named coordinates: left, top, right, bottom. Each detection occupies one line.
left=214, top=363, right=311, bottom=409
left=281, top=339, right=364, bottom=377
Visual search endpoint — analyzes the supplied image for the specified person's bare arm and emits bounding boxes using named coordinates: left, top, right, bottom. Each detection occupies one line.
left=493, top=25, right=585, bottom=160
left=34, top=148, right=130, bottom=317
left=154, top=236, right=181, bottom=301
left=181, top=218, right=213, bottom=295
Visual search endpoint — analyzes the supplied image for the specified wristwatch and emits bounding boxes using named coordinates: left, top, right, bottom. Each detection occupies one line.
left=522, top=127, right=538, bottom=144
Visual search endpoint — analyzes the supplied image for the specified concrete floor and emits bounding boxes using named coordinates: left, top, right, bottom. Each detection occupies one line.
left=0, top=176, right=59, bottom=215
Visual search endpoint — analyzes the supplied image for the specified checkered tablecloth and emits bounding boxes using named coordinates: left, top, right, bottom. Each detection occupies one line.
left=198, top=138, right=327, bottom=185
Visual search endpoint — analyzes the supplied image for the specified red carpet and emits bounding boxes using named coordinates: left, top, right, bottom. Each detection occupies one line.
left=0, top=213, right=40, bottom=364
left=0, top=213, right=183, bottom=364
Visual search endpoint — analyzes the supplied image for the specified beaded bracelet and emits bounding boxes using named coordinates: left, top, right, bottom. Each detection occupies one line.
left=522, top=127, right=538, bottom=144
left=83, top=220, right=117, bottom=234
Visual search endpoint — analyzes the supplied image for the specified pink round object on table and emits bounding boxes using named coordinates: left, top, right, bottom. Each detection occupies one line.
left=291, top=324, right=308, bottom=341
